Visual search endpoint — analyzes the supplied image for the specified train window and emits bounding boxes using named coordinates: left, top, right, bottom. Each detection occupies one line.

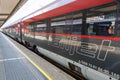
left=52, top=27, right=64, bottom=34
left=86, top=4, right=116, bottom=36
left=35, top=27, right=46, bottom=32
left=28, top=25, right=34, bottom=32
left=87, top=22, right=115, bottom=36
left=51, top=20, right=72, bottom=34
left=87, top=24, right=96, bottom=35
left=51, top=12, right=82, bottom=34
left=95, top=24, right=109, bottom=36
left=51, top=26, right=71, bottom=34
left=34, top=23, right=47, bottom=32
left=93, top=22, right=115, bottom=36
left=72, top=25, right=82, bottom=34
left=63, top=26, right=71, bottom=34
left=51, top=24, right=82, bottom=34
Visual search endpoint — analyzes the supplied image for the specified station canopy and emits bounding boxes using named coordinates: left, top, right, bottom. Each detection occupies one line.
left=0, top=0, right=26, bottom=27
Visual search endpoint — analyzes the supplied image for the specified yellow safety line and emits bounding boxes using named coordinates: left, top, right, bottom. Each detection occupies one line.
left=16, top=48, right=52, bottom=80
left=2, top=33, right=52, bottom=80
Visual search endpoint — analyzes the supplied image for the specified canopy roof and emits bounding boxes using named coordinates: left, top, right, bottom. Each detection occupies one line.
left=0, top=0, right=26, bottom=27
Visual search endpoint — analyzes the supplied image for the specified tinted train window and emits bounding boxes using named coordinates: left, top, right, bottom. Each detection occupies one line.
left=35, top=27, right=46, bottom=32
left=92, top=22, right=115, bottom=36
left=51, top=26, right=71, bottom=34
left=87, top=22, right=115, bottom=36
left=35, top=23, right=47, bottom=32
left=52, top=27, right=64, bottom=34
left=86, top=4, right=116, bottom=36
left=51, top=12, right=82, bottom=34
left=87, top=24, right=96, bottom=35
left=72, top=25, right=82, bottom=34
left=26, top=25, right=33, bottom=32
left=51, top=21, right=72, bottom=34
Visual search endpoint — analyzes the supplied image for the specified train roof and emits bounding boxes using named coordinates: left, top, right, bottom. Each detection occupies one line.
left=1, top=0, right=116, bottom=28
left=23, top=0, right=114, bottom=24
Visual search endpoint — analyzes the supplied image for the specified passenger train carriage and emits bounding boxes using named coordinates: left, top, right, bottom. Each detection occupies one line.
left=2, top=0, right=120, bottom=80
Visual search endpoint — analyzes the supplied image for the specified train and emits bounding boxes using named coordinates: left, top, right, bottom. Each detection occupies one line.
left=2, top=0, right=120, bottom=80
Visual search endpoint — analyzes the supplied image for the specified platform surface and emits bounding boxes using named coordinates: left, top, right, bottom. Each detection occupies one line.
left=0, top=32, right=75, bottom=80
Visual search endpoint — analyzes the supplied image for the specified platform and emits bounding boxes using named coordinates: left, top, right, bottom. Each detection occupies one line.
left=0, top=32, right=75, bottom=80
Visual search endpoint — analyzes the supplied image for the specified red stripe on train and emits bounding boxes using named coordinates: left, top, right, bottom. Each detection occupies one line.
left=34, top=32, right=120, bottom=41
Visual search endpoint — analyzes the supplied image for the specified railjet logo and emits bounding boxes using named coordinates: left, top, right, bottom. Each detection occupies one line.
left=48, top=36, right=115, bottom=61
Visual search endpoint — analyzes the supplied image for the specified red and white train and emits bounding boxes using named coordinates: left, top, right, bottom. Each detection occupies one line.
left=2, top=0, right=120, bottom=80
